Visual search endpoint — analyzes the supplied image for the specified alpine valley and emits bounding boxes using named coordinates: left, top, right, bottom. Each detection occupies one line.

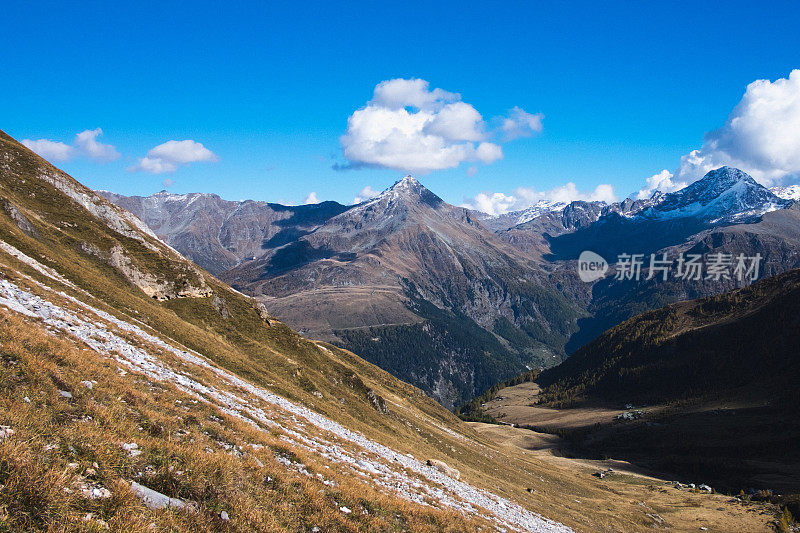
left=104, top=167, right=800, bottom=409
left=3, top=127, right=789, bottom=531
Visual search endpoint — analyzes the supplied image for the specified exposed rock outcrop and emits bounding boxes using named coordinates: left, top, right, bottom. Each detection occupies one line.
left=427, top=459, right=460, bottom=480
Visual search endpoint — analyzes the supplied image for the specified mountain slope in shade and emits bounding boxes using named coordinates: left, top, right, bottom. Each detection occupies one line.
left=535, top=268, right=800, bottom=492
left=538, top=267, right=800, bottom=404
left=497, top=201, right=608, bottom=255
left=560, top=200, right=800, bottom=353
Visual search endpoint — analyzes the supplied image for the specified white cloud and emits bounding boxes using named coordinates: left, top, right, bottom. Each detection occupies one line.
left=21, top=138, right=73, bottom=162
left=501, top=106, right=544, bottom=140
left=353, top=185, right=380, bottom=204
left=465, top=192, right=518, bottom=216
left=636, top=169, right=687, bottom=199
left=21, top=128, right=119, bottom=163
left=463, top=182, right=617, bottom=216
left=466, top=166, right=478, bottom=177
left=541, top=182, right=616, bottom=204
left=475, top=142, right=503, bottom=164
left=674, top=70, right=800, bottom=186
left=303, top=192, right=319, bottom=204
left=162, top=178, right=175, bottom=188
left=73, top=128, right=119, bottom=161
left=424, top=101, right=486, bottom=142
left=132, top=140, right=218, bottom=174
left=371, top=78, right=459, bottom=110
left=339, top=78, right=542, bottom=173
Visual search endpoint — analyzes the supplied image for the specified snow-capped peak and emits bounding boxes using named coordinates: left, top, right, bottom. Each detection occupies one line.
left=643, top=167, right=791, bottom=223
left=375, top=176, right=439, bottom=203
left=348, top=176, right=443, bottom=215
left=512, top=200, right=568, bottom=225
left=770, top=184, right=800, bottom=201
left=395, top=175, right=420, bottom=187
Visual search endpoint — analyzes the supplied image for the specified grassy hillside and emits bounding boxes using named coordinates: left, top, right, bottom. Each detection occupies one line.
left=0, top=310, right=477, bottom=531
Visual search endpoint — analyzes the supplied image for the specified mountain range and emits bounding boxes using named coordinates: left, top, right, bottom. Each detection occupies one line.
left=102, top=167, right=798, bottom=408
left=106, top=178, right=595, bottom=408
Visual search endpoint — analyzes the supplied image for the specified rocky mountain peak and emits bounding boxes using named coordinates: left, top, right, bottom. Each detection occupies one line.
left=358, top=175, right=443, bottom=211
left=394, top=175, right=421, bottom=188
left=646, top=166, right=790, bottom=222
left=688, top=166, right=758, bottom=195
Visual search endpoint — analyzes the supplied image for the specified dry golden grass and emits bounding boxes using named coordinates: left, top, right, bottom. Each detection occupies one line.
left=0, top=311, right=490, bottom=532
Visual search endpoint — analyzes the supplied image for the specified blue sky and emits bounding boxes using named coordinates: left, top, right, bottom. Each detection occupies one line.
left=3, top=1, right=800, bottom=211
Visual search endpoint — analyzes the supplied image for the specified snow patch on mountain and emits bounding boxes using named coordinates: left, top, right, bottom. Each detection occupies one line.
left=510, top=200, right=568, bottom=225
left=771, top=184, right=800, bottom=201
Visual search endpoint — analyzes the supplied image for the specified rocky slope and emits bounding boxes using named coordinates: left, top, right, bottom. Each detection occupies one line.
left=0, top=133, right=213, bottom=301
left=99, top=190, right=349, bottom=275
left=475, top=200, right=570, bottom=232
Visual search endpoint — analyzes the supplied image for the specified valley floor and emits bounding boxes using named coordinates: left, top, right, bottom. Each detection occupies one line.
left=479, top=381, right=799, bottom=530
left=469, top=422, right=776, bottom=532
left=483, top=382, right=626, bottom=429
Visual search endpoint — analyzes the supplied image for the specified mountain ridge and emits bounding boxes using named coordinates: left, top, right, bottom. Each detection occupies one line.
left=531, top=267, right=800, bottom=493
left=221, top=175, right=585, bottom=407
